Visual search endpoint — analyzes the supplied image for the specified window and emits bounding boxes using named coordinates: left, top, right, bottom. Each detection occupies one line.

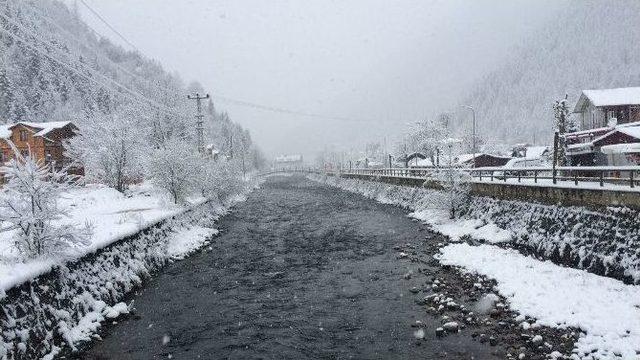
left=19, top=130, right=27, bottom=141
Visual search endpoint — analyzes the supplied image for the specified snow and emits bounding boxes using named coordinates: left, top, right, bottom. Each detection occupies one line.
left=166, top=226, right=219, bottom=260
left=437, top=243, right=640, bottom=360
left=409, top=158, right=433, bottom=167
left=600, top=142, right=640, bottom=154
left=454, top=153, right=479, bottom=165
left=411, top=210, right=512, bottom=243
left=0, top=125, right=10, bottom=139
left=581, top=87, right=640, bottom=108
left=8, top=121, right=72, bottom=137
left=616, top=125, right=640, bottom=139
left=525, top=145, right=549, bottom=158
left=0, top=182, right=207, bottom=292
left=58, top=299, right=129, bottom=349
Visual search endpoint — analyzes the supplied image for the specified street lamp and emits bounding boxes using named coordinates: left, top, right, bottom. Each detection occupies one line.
left=461, top=105, right=477, bottom=168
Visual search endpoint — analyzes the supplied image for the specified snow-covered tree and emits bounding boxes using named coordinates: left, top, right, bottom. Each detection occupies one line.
left=553, top=94, right=576, bottom=134
left=66, top=108, right=147, bottom=192
left=434, top=138, right=471, bottom=219
left=406, top=116, right=449, bottom=167
left=146, top=138, right=200, bottom=204
left=0, top=145, right=92, bottom=258
left=553, top=94, right=576, bottom=165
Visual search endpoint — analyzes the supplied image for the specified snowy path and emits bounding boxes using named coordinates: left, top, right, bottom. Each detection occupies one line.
left=81, top=175, right=498, bottom=359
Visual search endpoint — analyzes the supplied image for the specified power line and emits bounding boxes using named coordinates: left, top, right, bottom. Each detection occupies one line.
left=60, top=2, right=376, bottom=123
left=10, top=1, right=379, bottom=124
left=78, top=0, right=140, bottom=53
left=210, top=94, right=375, bottom=123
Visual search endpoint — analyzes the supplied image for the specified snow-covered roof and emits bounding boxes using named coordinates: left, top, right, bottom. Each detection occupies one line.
left=601, top=143, right=640, bottom=155
left=454, top=153, right=479, bottom=164
left=563, top=126, right=612, bottom=139
left=405, top=152, right=426, bottom=160
left=574, top=87, right=640, bottom=112
left=7, top=121, right=74, bottom=137
left=409, top=158, right=433, bottom=167
left=617, top=126, right=640, bottom=139
left=275, top=154, right=302, bottom=163
left=591, top=124, right=640, bottom=145
left=525, top=146, right=549, bottom=158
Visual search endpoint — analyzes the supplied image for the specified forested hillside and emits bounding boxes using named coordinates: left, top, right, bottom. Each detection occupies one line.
left=0, top=0, right=261, bottom=167
left=462, top=0, right=640, bottom=145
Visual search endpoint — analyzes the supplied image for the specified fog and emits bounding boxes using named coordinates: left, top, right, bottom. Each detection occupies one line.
left=73, top=0, right=564, bottom=160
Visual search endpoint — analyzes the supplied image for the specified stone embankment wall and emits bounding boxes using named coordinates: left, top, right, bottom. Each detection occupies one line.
left=338, top=173, right=640, bottom=210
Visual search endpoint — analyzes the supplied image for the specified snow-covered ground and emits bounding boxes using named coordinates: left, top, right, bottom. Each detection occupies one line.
left=0, top=182, right=207, bottom=292
left=438, top=244, right=640, bottom=360
left=166, top=226, right=220, bottom=260
left=410, top=209, right=512, bottom=243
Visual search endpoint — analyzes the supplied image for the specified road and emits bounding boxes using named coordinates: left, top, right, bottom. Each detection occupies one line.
left=82, top=175, right=498, bottom=359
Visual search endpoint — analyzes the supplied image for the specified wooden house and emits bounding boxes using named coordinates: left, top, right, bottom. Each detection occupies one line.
left=566, top=87, right=640, bottom=166
left=0, top=121, right=82, bottom=174
left=573, top=87, right=640, bottom=130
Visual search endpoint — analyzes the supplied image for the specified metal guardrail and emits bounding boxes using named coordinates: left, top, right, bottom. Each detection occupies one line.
left=321, top=166, right=640, bottom=189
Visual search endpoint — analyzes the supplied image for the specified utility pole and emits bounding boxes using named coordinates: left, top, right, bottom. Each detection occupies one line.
left=187, top=92, right=210, bottom=154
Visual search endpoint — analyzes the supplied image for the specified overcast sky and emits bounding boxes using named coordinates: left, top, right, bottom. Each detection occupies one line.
left=72, top=0, right=564, bottom=159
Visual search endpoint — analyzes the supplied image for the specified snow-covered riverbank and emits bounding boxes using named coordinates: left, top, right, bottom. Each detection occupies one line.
left=0, top=183, right=207, bottom=292
left=0, top=179, right=259, bottom=359
left=438, top=243, right=640, bottom=360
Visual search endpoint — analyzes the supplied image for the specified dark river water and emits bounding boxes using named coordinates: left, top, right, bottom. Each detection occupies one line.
left=81, top=175, right=496, bottom=359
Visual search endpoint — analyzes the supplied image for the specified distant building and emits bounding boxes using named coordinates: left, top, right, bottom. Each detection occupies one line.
left=0, top=121, right=82, bottom=174
left=454, top=153, right=512, bottom=168
left=274, top=154, right=303, bottom=170
left=566, top=87, right=640, bottom=165
left=395, top=152, right=429, bottom=167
